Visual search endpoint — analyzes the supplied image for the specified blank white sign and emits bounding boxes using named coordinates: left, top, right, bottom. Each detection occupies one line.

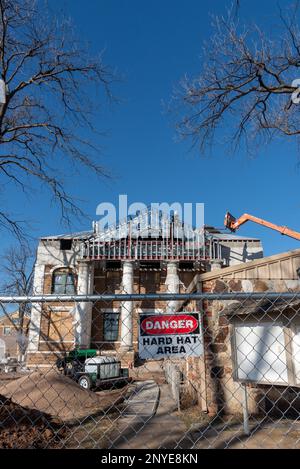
left=292, top=326, right=300, bottom=384
left=234, top=322, right=288, bottom=384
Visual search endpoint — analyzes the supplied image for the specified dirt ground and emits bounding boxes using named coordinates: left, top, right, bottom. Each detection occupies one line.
left=0, top=394, right=66, bottom=448
left=0, top=370, right=131, bottom=448
left=0, top=370, right=106, bottom=421
left=3, top=368, right=300, bottom=449
left=0, top=369, right=129, bottom=421
left=64, top=408, right=122, bottom=449
left=64, top=381, right=144, bottom=449
left=174, top=405, right=300, bottom=449
left=191, top=418, right=300, bottom=449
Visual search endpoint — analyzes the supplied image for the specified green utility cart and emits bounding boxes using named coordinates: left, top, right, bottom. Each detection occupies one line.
left=56, top=349, right=130, bottom=390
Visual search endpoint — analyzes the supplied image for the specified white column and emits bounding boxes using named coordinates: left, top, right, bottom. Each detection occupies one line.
left=210, top=259, right=223, bottom=271
left=74, top=260, right=94, bottom=349
left=165, top=261, right=180, bottom=313
left=120, top=261, right=134, bottom=351
left=27, top=264, right=45, bottom=352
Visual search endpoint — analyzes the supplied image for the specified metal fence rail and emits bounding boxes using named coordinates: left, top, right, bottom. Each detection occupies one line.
left=1, top=292, right=300, bottom=302
left=1, top=292, right=300, bottom=449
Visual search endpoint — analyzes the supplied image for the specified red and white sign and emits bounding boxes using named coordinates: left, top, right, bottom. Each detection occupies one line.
left=139, top=312, right=203, bottom=360
left=141, top=314, right=198, bottom=336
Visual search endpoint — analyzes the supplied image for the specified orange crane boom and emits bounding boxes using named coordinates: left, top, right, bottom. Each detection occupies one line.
left=224, top=212, right=300, bottom=241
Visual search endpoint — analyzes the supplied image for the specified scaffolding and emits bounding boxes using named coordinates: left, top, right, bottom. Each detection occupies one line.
left=80, top=209, right=221, bottom=262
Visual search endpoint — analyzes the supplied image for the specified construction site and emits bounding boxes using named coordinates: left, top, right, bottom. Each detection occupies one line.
left=1, top=208, right=300, bottom=449
left=3, top=0, right=300, bottom=457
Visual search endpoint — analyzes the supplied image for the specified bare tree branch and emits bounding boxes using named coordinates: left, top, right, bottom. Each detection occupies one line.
left=173, top=2, right=300, bottom=156
left=0, top=242, right=35, bottom=358
left=0, top=0, right=116, bottom=237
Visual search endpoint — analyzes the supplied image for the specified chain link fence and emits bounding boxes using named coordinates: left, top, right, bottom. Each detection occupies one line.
left=1, top=292, right=300, bottom=449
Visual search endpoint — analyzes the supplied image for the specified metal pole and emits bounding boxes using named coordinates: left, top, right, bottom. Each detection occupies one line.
left=177, top=368, right=181, bottom=413
left=242, top=383, right=250, bottom=436
left=1, top=291, right=300, bottom=303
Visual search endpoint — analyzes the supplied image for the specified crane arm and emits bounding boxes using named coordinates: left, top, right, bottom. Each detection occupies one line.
left=224, top=212, right=300, bottom=241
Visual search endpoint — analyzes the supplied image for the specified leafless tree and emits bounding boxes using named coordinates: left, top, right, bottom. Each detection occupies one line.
left=0, top=243, right=35, bottom=360
left=174, top=2, right=300, bottom=156
left=0, top=0, right=115, bottom=239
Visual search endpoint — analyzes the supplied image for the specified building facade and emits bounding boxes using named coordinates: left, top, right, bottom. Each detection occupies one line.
left=0, top=310, right=29, bottom=359
left=27, top=210, right=263, bottom=368
left=181, top=248, right=300, bottom=415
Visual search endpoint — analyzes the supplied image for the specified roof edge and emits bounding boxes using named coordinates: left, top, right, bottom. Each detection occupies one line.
left=198, top=248, right=300, bottom=282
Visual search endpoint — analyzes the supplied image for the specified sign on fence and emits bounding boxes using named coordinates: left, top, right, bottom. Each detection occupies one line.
left=138, top=312, right=203, bottom=360
left=233, top=321, right=289, bottom=385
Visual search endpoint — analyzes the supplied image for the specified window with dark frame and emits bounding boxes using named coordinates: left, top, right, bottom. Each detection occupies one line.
left=52, top=269, right=76, bottom=294
left=103, top=312, right=119, bottom=342
left=60, top=239, right=73, bottom=251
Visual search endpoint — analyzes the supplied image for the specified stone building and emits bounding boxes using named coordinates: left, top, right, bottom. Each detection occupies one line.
left=27, top=209, right=263, bottom=368
left=0, top=310, right=30, bottom=359
left=180, top=248, right=300, bottom=416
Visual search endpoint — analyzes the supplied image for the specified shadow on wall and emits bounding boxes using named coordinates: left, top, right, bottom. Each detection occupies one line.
left=220, top=244, right=263, bottom=267
left=39, top=305, right=73, bottom=355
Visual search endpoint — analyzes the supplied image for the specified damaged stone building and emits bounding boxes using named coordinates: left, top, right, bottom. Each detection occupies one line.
left=182, top=248, right=300, bottom=415
left=27, top=209, right=263, bottom=368
left=26, top=208, right=300, bottom=417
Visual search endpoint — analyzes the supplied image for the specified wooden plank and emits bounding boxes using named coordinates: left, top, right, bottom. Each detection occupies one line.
left=283, top=325, right=296, bottom=386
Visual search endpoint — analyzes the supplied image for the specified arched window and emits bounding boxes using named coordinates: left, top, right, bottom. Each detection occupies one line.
left=52, top=268, right=76, bottom=294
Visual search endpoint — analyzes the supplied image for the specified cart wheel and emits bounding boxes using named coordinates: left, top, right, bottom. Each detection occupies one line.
left=78, top=374, right=92, bottom=390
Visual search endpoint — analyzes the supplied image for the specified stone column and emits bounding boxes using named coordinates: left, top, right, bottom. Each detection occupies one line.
left=74, top=260, right=94, bottom=349
left=120, top=261, right=134, bottom=351
left=165, top=261, right=180, bottom=313
left=210, top=259, right=224, bottom=271
left=27, top=264, right=45, bottom=352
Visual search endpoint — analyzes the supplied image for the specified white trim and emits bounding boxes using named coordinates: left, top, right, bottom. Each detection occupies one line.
left=49, top=265, right=77, bottom=275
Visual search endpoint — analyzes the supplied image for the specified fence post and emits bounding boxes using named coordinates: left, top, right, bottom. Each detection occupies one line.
left=242, top=383, right=250, bottom=436
left=176, top=368, right=181, bottom=413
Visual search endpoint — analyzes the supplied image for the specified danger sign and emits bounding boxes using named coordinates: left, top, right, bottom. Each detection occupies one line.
left=138, top=312, right=203, bottom=360
left=140, top=314, right=198, bottom=336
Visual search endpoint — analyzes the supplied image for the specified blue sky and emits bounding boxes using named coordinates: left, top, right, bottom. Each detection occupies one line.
left=2, top=0, right=300, bottom=258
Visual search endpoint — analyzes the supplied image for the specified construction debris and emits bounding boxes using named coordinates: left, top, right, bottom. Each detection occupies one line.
left=0, top=370, right=109, bottom=421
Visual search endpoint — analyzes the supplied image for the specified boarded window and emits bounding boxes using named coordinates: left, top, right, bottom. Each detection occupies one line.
left=48, top=311, right=74, bottom=343
left=103, top=313, right=119, bottom=341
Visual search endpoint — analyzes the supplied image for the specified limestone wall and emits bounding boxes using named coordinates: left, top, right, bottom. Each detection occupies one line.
left=181, top=249, right=300, bottom=416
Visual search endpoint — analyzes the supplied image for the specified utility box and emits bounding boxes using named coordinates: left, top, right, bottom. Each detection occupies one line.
left=85, top=356, right=121, bottom=380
